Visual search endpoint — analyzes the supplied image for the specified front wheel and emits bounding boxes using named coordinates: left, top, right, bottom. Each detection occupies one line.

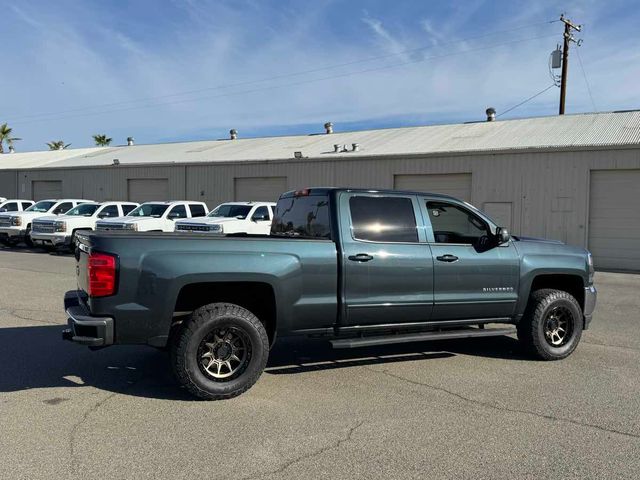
left=171, top=303, right=269, bottom=400
left=517, top=289, right=583, bottom=360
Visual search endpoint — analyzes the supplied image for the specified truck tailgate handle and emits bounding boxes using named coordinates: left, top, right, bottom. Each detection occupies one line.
left=436, top=254, right=459, bottom=262
left=348, top=253, right=373, bottom=262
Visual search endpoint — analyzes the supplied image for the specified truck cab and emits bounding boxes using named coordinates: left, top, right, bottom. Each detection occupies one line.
left=0, top=199, right=35, bottom=213
left=31, top=201, right=139, bottom=249
left=174, top=202, right=275, bottom=235
left=0, top=199, right=91, bottom=246
left=95, top=201, right=208, bottom=232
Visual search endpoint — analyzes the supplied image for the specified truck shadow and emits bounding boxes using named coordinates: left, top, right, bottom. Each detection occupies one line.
left=0, top=325, right=527, bottom=401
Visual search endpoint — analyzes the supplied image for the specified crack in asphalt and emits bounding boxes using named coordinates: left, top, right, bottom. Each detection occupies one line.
left=238, top=420, right=365, bottom=480
left=365, top=366, right=640, bottom=440
left=68, top=380, right=140, bottom=477
left=582, top=340, right=640, bottom=353
left=0, top=308, right=61, bottom=325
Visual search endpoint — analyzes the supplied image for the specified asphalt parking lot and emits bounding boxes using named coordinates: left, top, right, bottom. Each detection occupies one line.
left=0, top=247, right=639, bottom=479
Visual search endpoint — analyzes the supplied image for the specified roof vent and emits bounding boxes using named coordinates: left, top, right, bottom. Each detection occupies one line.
left=324, top=122, right=333, bottom=134
left=127, top=137, right=134, bottom=146
left=112, top=158, right=120, bottom=166
left=230, top=129, right=238, bottom=140
left=293, top=151, right=303, bottom=159
left=8, top=146, right=15, bottom=153
left=334, top=144, right=346, bottom=153
left=352, top=143, right=360, bottom=152
left=486, top=107, right=496, bottom=122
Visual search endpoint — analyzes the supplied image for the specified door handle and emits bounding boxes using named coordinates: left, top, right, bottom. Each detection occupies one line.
left=436, top=254, right=459, bottom=263
left=348, top=253, right=374, bottom=262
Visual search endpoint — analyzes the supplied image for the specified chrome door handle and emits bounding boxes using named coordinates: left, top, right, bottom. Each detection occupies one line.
left=436, top=254, right=459, bottom=262
left=348, top=253, right=374, bottom=262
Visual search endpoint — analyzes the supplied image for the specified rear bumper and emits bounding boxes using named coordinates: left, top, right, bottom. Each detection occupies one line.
left=62, top=291, right=114, bottom=347
left=31, top=232, right=72, bottom=247
left=583, top=285, right=597, bottom=329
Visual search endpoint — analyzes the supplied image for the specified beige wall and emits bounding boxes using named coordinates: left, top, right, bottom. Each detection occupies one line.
left=3, top=147, right=640, bottom=250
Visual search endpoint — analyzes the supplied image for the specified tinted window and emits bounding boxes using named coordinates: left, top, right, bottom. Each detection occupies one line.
left=168, top=205, right=187, bottom=219
left=129, top=203, right=169, bottom=217
left=427, top=201, right=489, bottom=244
left=209, top=204, right=252, bottom=219
left=26, top=201, right=56, bottom=213
left=252, top=206, right=270, bottom=221
left=21, top=202, right=33, bottom=210
left=121, top=204, right=137, bottom=215
left=53, top=202, right=73, bottom=215
left=271, top=195, right=331, bottom=239
left=66, top=204, right=100, bottom=216
left=2, top=202, right=19, bottom=212
left=97, top=205, right=119, bottom=218
left=350, top=196, right=418, bottom=243
left=189, top=204, right=206, bottom=217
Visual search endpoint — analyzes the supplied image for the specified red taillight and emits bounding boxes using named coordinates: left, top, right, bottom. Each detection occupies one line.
left=294, top=188, right=310, bottom=197
left=88, top=252, right=117, bottom=297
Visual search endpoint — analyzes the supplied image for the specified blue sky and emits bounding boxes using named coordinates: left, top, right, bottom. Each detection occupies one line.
left=1, top=0, right=639, bottom=151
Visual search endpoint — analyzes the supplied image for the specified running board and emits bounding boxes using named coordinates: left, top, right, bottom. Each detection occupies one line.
left=331, top=327, right=516, bottom=349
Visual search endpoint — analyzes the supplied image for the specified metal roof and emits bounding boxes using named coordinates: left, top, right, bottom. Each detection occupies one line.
left=2, top=111, right=639, bottom=170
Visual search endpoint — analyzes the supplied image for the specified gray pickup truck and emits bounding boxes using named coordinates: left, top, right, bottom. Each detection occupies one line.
left=64, top=188, right=596, bottom=400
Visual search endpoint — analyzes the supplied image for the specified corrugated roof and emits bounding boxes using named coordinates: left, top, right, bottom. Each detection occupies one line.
left=2, top=111, right=639, bottom=170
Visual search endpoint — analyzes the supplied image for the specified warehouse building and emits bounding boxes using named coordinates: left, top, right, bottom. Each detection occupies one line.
left=1, top=110, right=639, bottom=270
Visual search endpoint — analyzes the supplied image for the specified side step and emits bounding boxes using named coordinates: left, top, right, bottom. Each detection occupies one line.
left=331, top=327, right=516, bottom=349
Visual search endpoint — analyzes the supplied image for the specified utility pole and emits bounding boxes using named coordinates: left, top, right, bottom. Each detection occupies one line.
left=558, top=14, right=582, bottom=115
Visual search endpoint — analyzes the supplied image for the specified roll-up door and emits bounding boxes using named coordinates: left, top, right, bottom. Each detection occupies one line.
left=127, top=179, right=169, bottom=203
left=32, top=180, right=62, bottom=200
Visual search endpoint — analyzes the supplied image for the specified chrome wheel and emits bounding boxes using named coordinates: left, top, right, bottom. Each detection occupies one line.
left=544, top=306, right=573, bottom=347
left=198, top=327, right=251, bottom=381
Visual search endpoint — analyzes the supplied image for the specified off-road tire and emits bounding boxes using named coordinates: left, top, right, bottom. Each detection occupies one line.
left=171, top=302, right=269, bottom=400
left=24, top=226, right=33, bottom=248
left=517, top=288, right=583, bottom=360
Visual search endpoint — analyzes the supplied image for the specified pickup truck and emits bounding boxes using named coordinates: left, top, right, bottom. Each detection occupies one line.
left=0, top=199, right=35, bottom=213
left=63, top=188, right=597, bottom=400
left=30, top=201, right=139, bottom=249
left=95, top=201, right=208, bottom=232
left=0, top=199, right=91, bottom=247
left=174, top=201, right=276, bottom=235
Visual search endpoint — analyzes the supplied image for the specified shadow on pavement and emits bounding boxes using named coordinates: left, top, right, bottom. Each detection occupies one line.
left=0, top=324, right=527, bottom=401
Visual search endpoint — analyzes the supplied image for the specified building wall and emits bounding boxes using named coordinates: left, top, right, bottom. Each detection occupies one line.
left=5, top=147, right=640, bottom=250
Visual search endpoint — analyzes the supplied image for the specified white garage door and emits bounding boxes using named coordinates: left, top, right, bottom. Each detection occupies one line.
left=127, top=179, right=169, bottom=203
left=32, top=180, right=62, bottom=200
left=234, top=177, right=287, bottom=202
left=394, top=173, right=472, bottom=202
left=589, top=170, right=640, bottom=271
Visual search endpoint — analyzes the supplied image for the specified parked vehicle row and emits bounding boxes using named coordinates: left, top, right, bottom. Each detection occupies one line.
left=0, top=197, right=276, bottom=249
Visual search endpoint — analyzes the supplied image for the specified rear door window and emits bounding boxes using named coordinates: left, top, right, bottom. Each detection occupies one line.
left=53, top=202, right=73, bottom=215
left=189, top=204, right=206, bottom=217
left=121, top=204, right=137, bottom=215
left=21, top=202, right=33, bottom=210
left=2, top=202, right=19, bottom=212
left=349, top=196, right=418, bottom=243
left=168, top=205, right=187, bottom=219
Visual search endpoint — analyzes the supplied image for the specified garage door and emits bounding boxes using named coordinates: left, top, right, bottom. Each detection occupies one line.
left=32, top=180, right=62, bottom=200
left=127, top=179, right=169, bottom=203
left=234, top=177, right=287, bottom=202
left=394, top=173, right=472, bottom=202
left=589, top=170, right=640, bottom=271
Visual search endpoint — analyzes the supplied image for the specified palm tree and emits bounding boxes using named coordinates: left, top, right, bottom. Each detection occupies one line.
left=0, top=123, right=21, bottom=153
left=47, top=140, right=71, bottom=150
left=92, top=134, right=112, bottom=147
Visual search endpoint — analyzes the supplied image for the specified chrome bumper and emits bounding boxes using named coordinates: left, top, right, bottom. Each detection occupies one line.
left=583, top=285, right=597, bottom=329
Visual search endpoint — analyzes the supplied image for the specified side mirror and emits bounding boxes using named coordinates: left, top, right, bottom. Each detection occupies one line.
left=496, top=227, right=510, bottom=244
left=235, top=215, right=246, bottom=220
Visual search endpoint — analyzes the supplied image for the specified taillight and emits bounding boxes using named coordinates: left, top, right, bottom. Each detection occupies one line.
left=88, top=252, right=117, bottom=297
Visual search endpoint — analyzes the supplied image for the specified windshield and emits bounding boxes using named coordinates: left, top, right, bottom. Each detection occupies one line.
left=128, top=203, right=169, bottom=218
left=65, top=204, right=100, bottom=216
left=25, top=201, right=56, bottom=213
left=209, top=204, right=252, bottom=219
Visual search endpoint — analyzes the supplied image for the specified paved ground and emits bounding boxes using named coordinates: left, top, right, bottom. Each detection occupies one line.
left=0, top=246, right=639, bottom=479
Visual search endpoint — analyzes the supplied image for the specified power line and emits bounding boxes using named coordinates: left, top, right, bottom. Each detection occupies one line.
left=7, top=20, right=558, bottom=123
left=11, top=32, right=557, bottom=125
left=497, top=84, right=557, bottom=118
left=576, top=47, right=597, bottom=111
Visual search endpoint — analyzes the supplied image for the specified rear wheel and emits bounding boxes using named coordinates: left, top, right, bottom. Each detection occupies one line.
left=171, top=303, right=269, bottom=400
left=517, top=289, right=583, bottom=360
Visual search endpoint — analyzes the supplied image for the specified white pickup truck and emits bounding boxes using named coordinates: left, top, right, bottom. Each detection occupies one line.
left=0, top=199, right=35, bottom=213
left=30, top=201, right=139, bottom=249
left=96, top=201, right=208, bottom=232
left=0, top=199, right=91, bottom=247
left=174, top=202, right=275, bottom=235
